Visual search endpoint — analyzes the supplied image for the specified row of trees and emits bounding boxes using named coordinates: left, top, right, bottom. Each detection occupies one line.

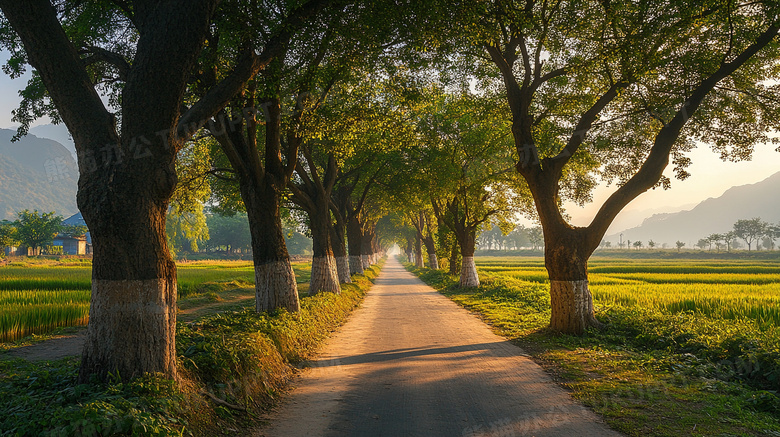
left=383, top=1, right=780, bottom=337
left=697, top=218, right=780, bottom=252
left=4, top=0, right=780, bottom=382
left=598, top=217, right=780, bottom=252
left=477, top=225, right=544, bottom=252
left=0, top=210, right=87, bottom=256
left=166, top=212, right=313, bottom=256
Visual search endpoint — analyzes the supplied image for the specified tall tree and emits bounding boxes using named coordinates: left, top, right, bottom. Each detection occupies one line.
left=13, top=210, right=62, bottom=255
left=205, top=26, right=328, bottom=309
left=733, top=217, right=768, bottom=251
left=290, top=151, right=342, bottom=294
left=0, top=221, right=18, bottom=255
left=447, top=0, right=780, bottom=333
left=0, top=0, right=328, bottom=381
left=407, top=88, right=524, bottom=287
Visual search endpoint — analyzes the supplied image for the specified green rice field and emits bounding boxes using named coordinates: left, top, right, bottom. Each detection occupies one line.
left=0, top=260, right=269, bottom=343
left=476, top=257, right=780, bottom=328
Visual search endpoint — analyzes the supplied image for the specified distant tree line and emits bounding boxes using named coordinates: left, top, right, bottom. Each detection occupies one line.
left=477, top=224, right=544, bottom=251
left=596, top=217, right=780, bottom=252
left=166, top=211, right=313, bottom=258
left=698, top=218, right=780, bottom=252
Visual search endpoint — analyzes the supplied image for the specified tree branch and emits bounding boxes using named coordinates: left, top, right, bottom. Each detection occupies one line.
left=588, top=24, right=780, bottom=247
left=81, top=46, right=132, bottom=81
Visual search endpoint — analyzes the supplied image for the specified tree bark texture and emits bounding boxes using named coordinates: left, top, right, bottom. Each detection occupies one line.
left=428, top=253, right=439, bottom=270
left=346, top=215, right=365, bottom=275
left=423, top=233, right=438, bottom=269
left=459, top=256, right=480, bottom=287
left=361, top=225, right=374, bottom=269
left=330, top=217, right=352, bottom=283
left=549, top=280, right=599, bottom=335
left=456, top=229, right=479, bottom=287
left=543, top=228, right=603, bottom=334
left=244, top=170, right=301, bottom=311
left=414, top=233, right=425, bottom=268
left=255, top=260, right=299, bottom=312
left=80, top=277, right=177, bottom=381
left=449, top=243, right=460, bottom=276
left=309, top=201, right=341, bottom=294
left=310, top=255, right=341, bottom=295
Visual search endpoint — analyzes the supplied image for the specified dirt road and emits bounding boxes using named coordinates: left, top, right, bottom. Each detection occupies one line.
left=256, top=257, right=620, bottom=437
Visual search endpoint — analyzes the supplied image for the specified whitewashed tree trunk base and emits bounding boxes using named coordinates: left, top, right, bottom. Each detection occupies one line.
left=459, top=256, right=480, bottom=287
left=349, top=255, right=364, bottom=275
left=336, top=256, right=352, bottom=283
left=361, top=254, right=370, bottom=270
left=255, top=260, right=300, bottom=313
left=428, top=254, right=439, bottom=270
left=549, top=279, right=602, bottom=334
left=310, top=255, right=341, bottom=295
left=79, top=278, right=177, bottom=381
left=415, top=253, right=425, bottom=268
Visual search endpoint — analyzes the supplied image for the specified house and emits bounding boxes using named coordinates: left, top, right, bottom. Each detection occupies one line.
left=63, top=212, right=91, bottom=244
left=52, top=212, right=92, bottom=255
left=52, top=234, right=88, bottom=255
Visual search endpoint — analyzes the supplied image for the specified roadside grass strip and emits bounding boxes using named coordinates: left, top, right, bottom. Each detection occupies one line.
left=0, top=260, right=384, bottom=437
left=406, top=258, right=780, bottom=437
left=0, top=261, right=289, bottom=343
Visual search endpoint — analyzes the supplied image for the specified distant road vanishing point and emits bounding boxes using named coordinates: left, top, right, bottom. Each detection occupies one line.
left=255, top=257, right=621, bottom=437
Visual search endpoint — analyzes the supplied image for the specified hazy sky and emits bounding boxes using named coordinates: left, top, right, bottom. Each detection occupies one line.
left=566, top=143, right=780, bottom=231
left=1, top=53, right=778, bottom=231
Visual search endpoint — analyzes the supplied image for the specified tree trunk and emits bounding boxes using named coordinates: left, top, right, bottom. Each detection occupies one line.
left=428, top=253, right=439, bottom=270
left=243, top=179, right=300, bottom=313
left=449, top=243, right=460, bottom=276
left=361, top=226, right=373, bottom=269
left=78, top=155, right=179, bottom=383
left=545, top=232, right=602, bottom=334
left=309, top=202, right=340, bottom=295
left=330, top=220, right=352, bottom=283
left=423, top=234, right=438, bottom=269
left=346, top=215, right=364, bottom=275
left=458, top=231, right=479, bottom=287
left=372, top=232, right=381, bottom=263
left=414, top=232, right=424, bottom=268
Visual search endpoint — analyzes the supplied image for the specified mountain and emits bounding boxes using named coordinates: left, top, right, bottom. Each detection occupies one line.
left=29, top=124, right=76, bottom=159
left=606, top=171, right=780, bottom=246
left=0, top=128, right=78, bottom=220
left=605, top=202, right=697, bottom=234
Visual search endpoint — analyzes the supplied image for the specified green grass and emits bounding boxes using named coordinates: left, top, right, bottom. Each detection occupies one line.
left=407, top=257, right=780, bottom=437
left=0, top=259, right=384, bottom=437
left=476, top=257, right=780, bottom=328
left=0, top=289, right=91, bottom=342
left=0, top=260, right=315, bottom=343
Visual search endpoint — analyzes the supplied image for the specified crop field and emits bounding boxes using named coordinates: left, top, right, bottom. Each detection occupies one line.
left=476, top=257, right=780, bottom=328
left=0, top=260, right=308, bottom=343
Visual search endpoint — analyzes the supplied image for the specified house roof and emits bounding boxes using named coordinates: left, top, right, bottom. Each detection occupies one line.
left=54, top=234, right=87, bottom=241
left=63, top=212, right=87, bottom=227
